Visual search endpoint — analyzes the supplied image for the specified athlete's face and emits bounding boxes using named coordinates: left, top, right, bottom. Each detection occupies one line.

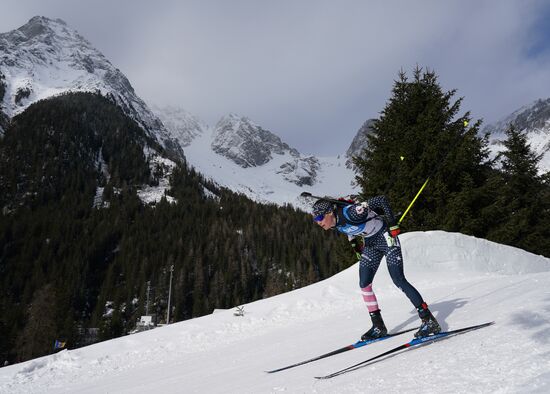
left=315, top=212, right=336, bottom=230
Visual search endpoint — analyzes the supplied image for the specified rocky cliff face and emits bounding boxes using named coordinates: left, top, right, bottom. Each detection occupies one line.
left=345, top=119, right=375, bottom=168
left=211, top=114, right=299, bottom=167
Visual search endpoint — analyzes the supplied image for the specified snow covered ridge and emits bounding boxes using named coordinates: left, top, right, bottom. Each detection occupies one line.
left=483, top=98, right=550, bottom=173
left=1, top=231, right=549, bottom=393
left=0, top=16, right=181, bottom=157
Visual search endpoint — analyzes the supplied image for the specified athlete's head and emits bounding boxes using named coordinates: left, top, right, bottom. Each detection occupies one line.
left=312, top=199, right=336, bottom=230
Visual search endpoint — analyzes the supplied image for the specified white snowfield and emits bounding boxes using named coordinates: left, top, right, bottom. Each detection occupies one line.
left=1, top=231, right=549, bottom=394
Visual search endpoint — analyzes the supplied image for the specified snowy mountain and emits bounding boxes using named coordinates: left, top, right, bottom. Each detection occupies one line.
left=0, top=16, right=182, bottom=157
left=0, top=16, right=360, bottom=209
left=483, top=98, right=550, bottom=173
left=212, top=114, right=301, bottom=168
left=154, top=107, right=358, bottom=208
left=0, top=15, right=363, bottom=209
left=345, top=118, right=375, bottom=169
left=1, top=231, right=549, bottom=393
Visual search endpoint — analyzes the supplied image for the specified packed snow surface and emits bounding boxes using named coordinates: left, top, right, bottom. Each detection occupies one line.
left=1, top=231, right=549, bottom=393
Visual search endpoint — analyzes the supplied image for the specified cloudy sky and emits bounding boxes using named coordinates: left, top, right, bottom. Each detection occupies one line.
left=2, top=0, right=550, bottom=155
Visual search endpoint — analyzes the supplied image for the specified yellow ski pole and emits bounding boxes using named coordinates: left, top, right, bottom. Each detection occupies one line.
left=398, top=177, right=430, bottom=225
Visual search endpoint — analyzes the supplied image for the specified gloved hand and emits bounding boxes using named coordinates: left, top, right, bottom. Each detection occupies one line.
left=350, top=238, right=364, bottom=259
left=389, top=225, right=401, bottom=238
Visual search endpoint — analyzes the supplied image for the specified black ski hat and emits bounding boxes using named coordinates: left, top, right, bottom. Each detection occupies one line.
left=312, top=199, right=335, bottom=217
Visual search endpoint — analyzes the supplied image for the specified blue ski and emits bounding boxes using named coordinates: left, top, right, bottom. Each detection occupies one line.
left=315, top=321, right=495, bottom=379
left=266, top=327, right=416, bottom=373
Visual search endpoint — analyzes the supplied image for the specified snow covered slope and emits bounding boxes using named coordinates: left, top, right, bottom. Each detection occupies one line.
left=1, top=231, right=549, bottom=394
left=154, top=107, right=357, bottom=208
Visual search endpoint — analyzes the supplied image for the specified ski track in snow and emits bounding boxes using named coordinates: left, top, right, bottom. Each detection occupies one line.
left=0, top=231, right=549, bottom=394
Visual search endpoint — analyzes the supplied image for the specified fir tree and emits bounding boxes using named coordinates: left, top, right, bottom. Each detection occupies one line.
left=486, top=124, right=549, bottom=254
left=353, top=67, right=489, bottom=232
left=16, top=284, right=58, bottom=361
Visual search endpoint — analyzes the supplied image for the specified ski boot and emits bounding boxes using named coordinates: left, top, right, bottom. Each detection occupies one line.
left=414, top=302, right=441, bottom=338
left=361, top=310, right=388, bottom=341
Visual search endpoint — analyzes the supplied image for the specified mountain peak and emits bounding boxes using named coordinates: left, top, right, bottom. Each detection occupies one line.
left=211, top=114, right=298, bottom=168
left=0, top=16, right=182, bottom=158
left=2, top=16, right=84, bottom=49
left=26, top=15, right=68, bottom=29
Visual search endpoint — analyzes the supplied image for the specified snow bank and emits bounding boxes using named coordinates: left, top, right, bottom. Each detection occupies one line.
left=403, top=231, right=550, bottom=274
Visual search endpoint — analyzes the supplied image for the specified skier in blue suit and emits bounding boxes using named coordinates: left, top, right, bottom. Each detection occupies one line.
left=312, top=196, right=441, bottom=339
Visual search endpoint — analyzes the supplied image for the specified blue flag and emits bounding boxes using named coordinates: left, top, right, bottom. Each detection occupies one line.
left=54, top=340, right=66, bottom=350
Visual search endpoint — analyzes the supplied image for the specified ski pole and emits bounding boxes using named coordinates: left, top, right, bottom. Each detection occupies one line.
left=397, top=120, right=472, bottom=225
left=398, top=177, right=430, bottom=225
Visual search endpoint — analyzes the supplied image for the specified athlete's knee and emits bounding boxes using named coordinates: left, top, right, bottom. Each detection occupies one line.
left=359, top=266, right=375, bottom=288
left=359, top=277, right=372, bottom=289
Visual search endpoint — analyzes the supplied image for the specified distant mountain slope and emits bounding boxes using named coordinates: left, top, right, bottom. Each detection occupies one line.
left=483, top=98, right=550, bottom=173
left=211, top=114, right=300, bottom=168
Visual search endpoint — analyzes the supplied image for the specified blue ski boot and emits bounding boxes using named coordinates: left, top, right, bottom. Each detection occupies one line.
left=414, top=303, right=441, bottom=338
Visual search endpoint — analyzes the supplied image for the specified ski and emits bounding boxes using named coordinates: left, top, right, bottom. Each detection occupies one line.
left=266, top=327, right=416, bottom=373
left=315, top=321, right=495, bottom=380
